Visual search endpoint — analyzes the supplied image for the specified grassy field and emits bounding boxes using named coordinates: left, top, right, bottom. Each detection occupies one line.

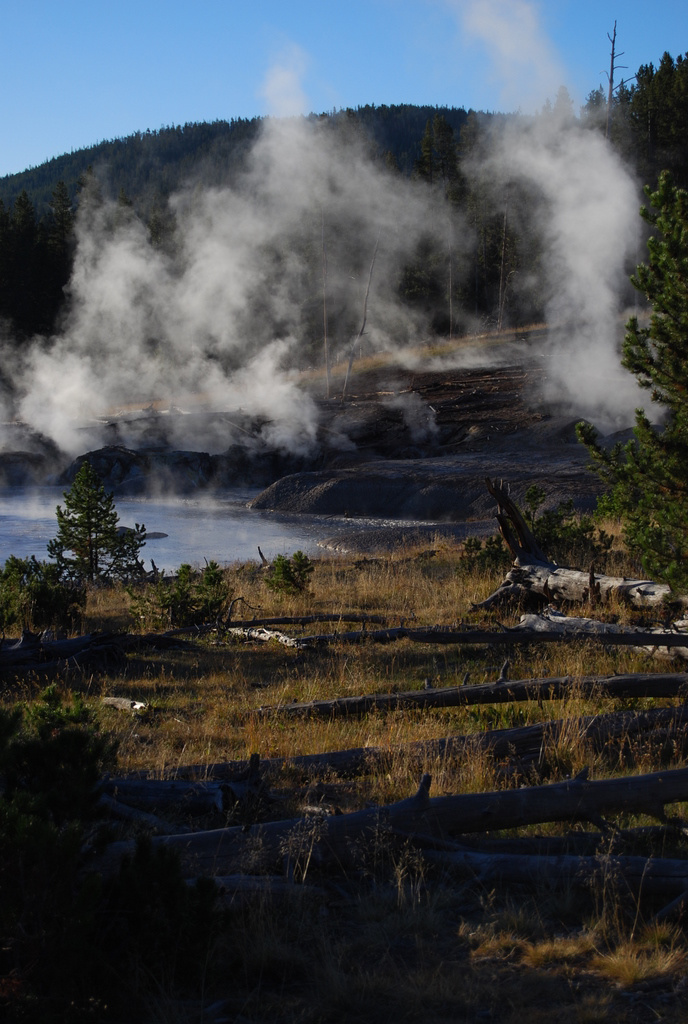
left=5, top=532, right=688, bottom=1022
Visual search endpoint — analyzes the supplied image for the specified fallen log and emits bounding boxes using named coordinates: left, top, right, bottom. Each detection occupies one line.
left=0, top=629, right=200, bottom=679
left=97, top=793, right=187, bottom=835
left=125, top=705, right=688, bottom=784
left=423, top=846, right=688, bottom=898
left=97, top=764, right=688, bottom=878
left=227, top=622, right=688, bottom=650
left=211, top=875, right=328, bottom=905
left=101, top=778, right=227, bottom=816
left=515, top=609, right=688, bottom=659
left=101, top=753, right=270, bottom=815
left=481, top=478, right=688, bottom=611
left=256, top=670, right=688, bottom=719
left=476, top=562, right=684, bottom=612
left=224, top=626, right=308, bottom=648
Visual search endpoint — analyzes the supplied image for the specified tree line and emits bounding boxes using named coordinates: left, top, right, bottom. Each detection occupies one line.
left=0, top=52, right=686, bottom=344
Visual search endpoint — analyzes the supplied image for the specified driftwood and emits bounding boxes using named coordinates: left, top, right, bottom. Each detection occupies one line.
left=257, top=670, right=688, bottom=719
left=98, top=764, right=688, bottom=878
left=481, top=478, right=688, bottom=610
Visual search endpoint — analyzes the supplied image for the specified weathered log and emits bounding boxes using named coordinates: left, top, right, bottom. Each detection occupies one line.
left=0, top=629, right=199, bottom=679
left=423, top=847, right=688, bottom=898
left=515, top=609, right=688, bottom=659
left=97, top=793, right=186, bottom=834
left=210, top=875, right=328, bottom=905
left=102, top=696, right=148, bottom=713
left=224, top=626, right=308, bottom=648
left=481, top=477, right=688, bottom=610
left=101, top=778, right=227, bottom=816
left=98, top=764, right=688, bottom=877
left=126, top=705, right=688, bottom=784
left=476, top=563, right=685, bottom=611
left=227, top=622, right=688, bottom=650
left=225, top=613, right=389, bottom=628
left=257, top=671, right=688, bottom=719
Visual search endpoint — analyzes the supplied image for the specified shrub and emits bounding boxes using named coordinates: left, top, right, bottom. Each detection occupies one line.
left=265, top=550, right=315, bottom=595
left=523, top=485, right=612, bottom=567
left=128, top=560, right=231, bottom=629
left=0, top=686, right=221, bottom=1021
left=0, top=555, right=85, bottom=633
left=459, top=534, right=511, bottom=574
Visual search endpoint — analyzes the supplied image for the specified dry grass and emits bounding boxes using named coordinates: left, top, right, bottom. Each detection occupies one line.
left=7, top=535, right=688, bottom=1021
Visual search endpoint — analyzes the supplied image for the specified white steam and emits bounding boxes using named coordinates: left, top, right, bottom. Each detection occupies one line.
left=482, top=110, right=646, bottom=430
left=14, top=114, right=450, bottom=455
left=3, top=9, right=652, bottom=459
left=455, top=0, right=565, bottom=113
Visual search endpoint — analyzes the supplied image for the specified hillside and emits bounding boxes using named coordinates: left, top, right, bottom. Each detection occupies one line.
left=0, top=104, right=472, bottom=215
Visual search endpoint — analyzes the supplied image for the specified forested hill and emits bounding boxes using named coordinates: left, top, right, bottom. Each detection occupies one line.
left=0, top=53, right=686, bottom=346
left=0, top=104, right=471, bottom=215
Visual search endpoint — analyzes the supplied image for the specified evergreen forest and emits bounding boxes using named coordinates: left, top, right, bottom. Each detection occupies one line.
left=0, top=51, right=686, bottom=348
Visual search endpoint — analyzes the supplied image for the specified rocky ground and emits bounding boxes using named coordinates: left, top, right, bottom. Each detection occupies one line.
left=0, top=336, right=610, bottom=550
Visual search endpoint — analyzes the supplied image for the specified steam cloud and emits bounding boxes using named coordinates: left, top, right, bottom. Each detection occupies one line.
left=4, top=5, right=650, bottom=458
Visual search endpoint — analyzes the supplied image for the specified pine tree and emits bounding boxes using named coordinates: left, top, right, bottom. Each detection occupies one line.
left=577, top=172, right=688, bottom=590
left=47, top=462, right=146, bottom=583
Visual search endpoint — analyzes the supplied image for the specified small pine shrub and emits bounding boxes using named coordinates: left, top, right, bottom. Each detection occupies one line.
left=0, top=686, right=221, bottom=1021
left=523, top=485, right=612, bottom=567
left=0, top=555, right=85, bottom=633
left=128, top=560, right=231, bottom=629
left=265, top=550, right=315, bottom=595
left=459, top=534, right=511, bottom=574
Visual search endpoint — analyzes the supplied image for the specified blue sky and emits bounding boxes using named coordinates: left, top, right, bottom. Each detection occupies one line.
left=1, top=0, right=686, bottom=178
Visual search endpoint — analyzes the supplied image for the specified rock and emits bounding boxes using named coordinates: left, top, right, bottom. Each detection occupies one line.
left=59, top=446, right=215, bottom=495
left=249, top=454, right=602, bottom=521
left=0, top=451, right=53, bottom=486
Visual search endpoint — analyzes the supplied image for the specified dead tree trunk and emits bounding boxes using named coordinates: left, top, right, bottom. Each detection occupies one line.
left=424, top=847, right=688, bottom=898
left=480, top=479, right=688, bottom=610
left=126, top=705, right=688, bottom=785
left=98, top=764, right=688, bottom=878
left=341, top=234, right=380, bottom=403
left=256, top=671, right=688, bottom=719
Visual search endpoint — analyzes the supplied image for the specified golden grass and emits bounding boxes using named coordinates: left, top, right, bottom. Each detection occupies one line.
left=9, top=536, right=688, bottom=1022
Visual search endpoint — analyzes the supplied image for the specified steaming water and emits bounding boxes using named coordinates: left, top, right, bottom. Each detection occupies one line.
left=0, top=487, right=326, bottom=573
left=0, top=487, right=485, bottom=573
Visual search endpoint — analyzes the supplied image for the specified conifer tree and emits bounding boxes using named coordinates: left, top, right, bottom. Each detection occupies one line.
left=48, top=462, right=146, bottom=583
left=577, top=172, right=688, bottom=590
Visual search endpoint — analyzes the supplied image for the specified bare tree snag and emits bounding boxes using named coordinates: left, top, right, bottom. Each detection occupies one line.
left=486, top=477, right=549, bottom=564
left=341, top=233, right=380, bottom=403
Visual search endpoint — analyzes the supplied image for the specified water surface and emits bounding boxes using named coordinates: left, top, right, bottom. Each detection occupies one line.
left=0, top=487, right=324, bottom=573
